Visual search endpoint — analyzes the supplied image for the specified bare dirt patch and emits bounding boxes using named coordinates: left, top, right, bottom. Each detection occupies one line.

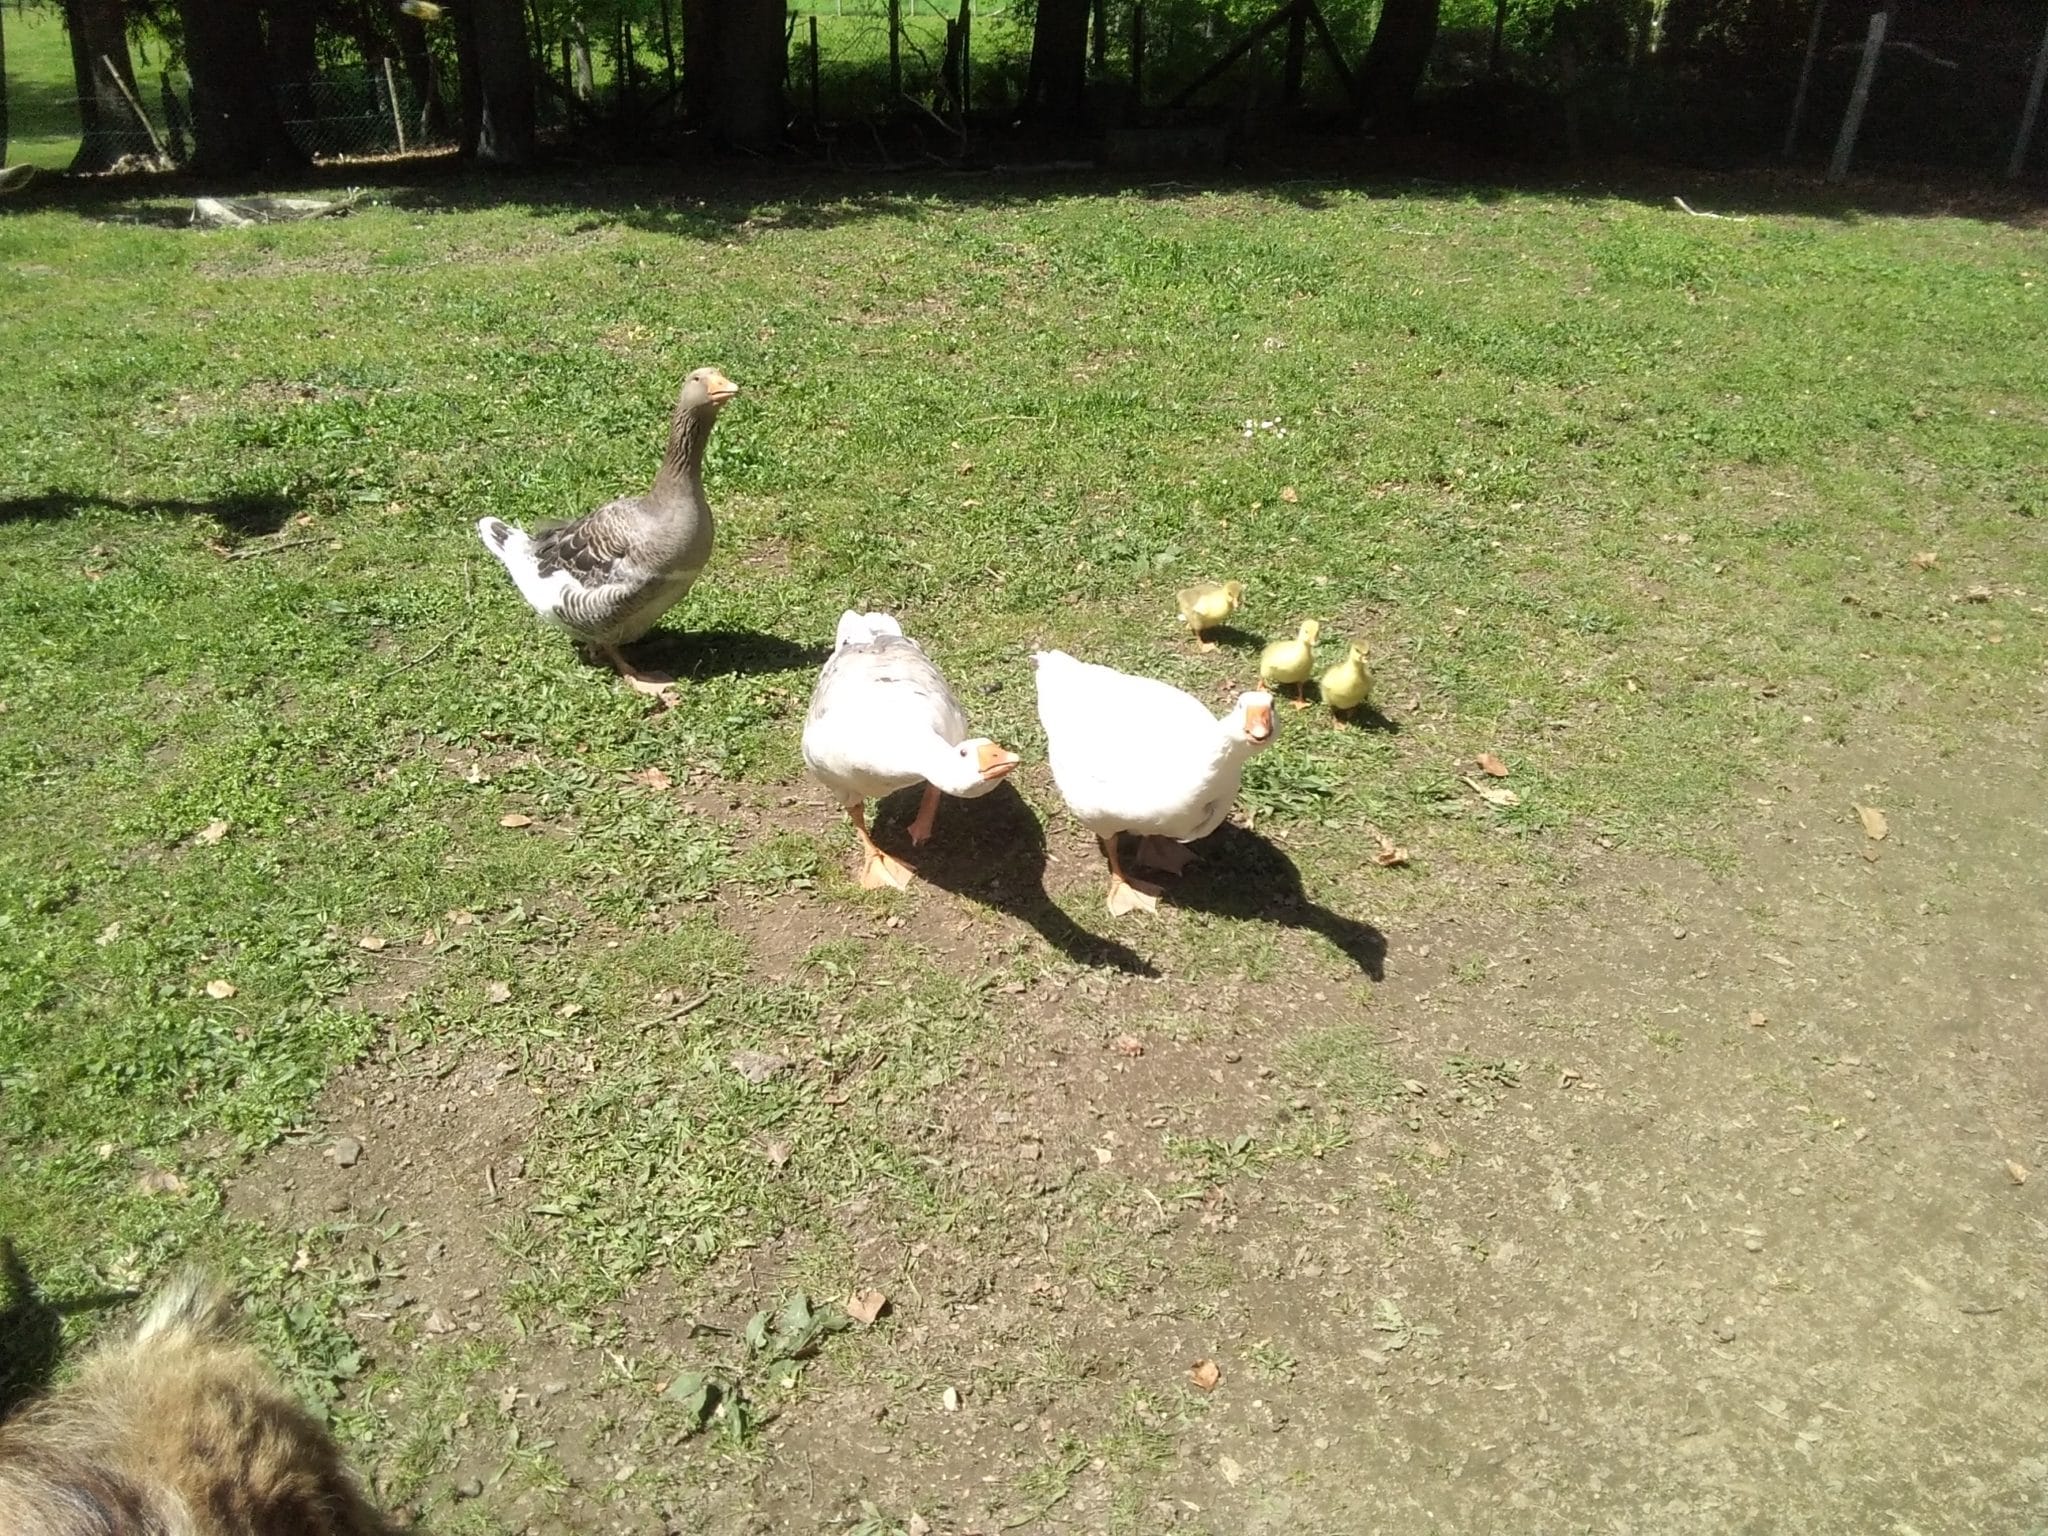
left=215, top=715, right=2048, bottom=1533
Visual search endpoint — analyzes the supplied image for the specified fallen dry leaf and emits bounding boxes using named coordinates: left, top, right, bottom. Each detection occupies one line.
left=629, top=767, right=673, bottom=791
left=1964, top=583, right=1994, bottom=603
left=1219, top=1455, right=1246, bottom=1487
left=204, top=978, right=237, bottom=1000
left=1189, top=1359, right=1221, bottom=1393
left=1855, top=804, right=1889, bottom=841
left=1747, top=1009, right=1769, bottom=1029
left=136, top=1169, right=186, bottom=1196
left=907, top=1517, right=932, bottom=1536
left=763, top=1139, right=791, bottom=1168
left=1372, top=835, right=1409, bottom=868
left=498, top=813, right=534, bottom=828
left=1280, top=485, right=1300, bottom=503
left=194, top=818, right=230, bottom=846
left=484, top=980, right=512, bottom=1005
left=1910, top=551, right=1938, bottom=570
left=1114, top=1034, right=1145, bottom=1057
left=941, top=1385, right=962, bottom=1412
left=95, top=922, right=122, bottom=947
left=1475, top=752, right=1510, bottom=778
left=358, top=934, right=387, bottom=952
left=2007, top=1160, right=2029, bottom=1186
left=845, top=1288, right=888, bottom=1326
left=1463, top=776, right=1521, bottom=808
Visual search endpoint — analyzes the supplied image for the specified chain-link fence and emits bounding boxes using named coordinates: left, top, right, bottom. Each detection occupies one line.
left=787, top=0, right=1031, bottom=123
left=18, top=70, right=471, bottom=172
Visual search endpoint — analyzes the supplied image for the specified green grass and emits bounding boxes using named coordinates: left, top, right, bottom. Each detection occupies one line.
left=5, top=2, right=86, bottom=169
left=1, top=166, right=2044, bottom=1508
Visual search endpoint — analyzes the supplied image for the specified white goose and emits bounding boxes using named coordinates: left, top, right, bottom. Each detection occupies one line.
left=803, top=612, right=1021, bottom=890
left=1034, top=650, right=1276, bottom=915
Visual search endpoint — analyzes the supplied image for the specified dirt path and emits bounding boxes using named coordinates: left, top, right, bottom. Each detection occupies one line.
left=229, top=718, right=2048, bottom=1534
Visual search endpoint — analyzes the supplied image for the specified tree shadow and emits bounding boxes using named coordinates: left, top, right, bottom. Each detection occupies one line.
left=0, top=1239, right=135, bottom=1426
left=0, top=488, right=296, bottom=537
left=18, top=132, right=2045, bottom=238
left=631, top=627, right=830, bottom=680
left=874, top=779, right=1157, bottom=977
left=1157, top=821, right=1388, bottom=979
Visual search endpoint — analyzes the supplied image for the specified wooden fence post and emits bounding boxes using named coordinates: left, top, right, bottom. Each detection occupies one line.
left=1782, top=0, right=1828, bottom=157
left=1282, top=1, right=1308, bottom=105
left=99, top=54, right=167, bottom=159
left=383, top=55, right=409, bottom=153
left=2010, top=5, right=2048, bottom=180
left=1130, top=2, right=1145, bottom=106
left=1827, top=9, right=1886, bottom=184
left=888, top=0, right=902, bottom=100
left=809, top=14, right=822, bottom=123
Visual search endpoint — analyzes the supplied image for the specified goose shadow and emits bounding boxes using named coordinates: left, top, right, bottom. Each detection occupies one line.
left=0, top=1238, right=136, bottom=1424
left=627, top=628, right=830, bottom=681
left=1197, top=623, right=1266, bottom=653
left=1334, top=703, right=1401, bottom=735
left=1147, top=822, right=1387, bottom=979
left=873, top=779, right=1157, bottom=977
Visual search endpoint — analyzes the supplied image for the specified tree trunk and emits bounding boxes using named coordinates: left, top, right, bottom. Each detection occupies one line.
left=452, top=0, right=535, bottom=164
left=392, top=3, right=451, bottom=139
left=65, top=0, right=142, bottom=171
left=680, top=0, right=783, bottom=151
left=177, top=0, right=305, bottom=175
left=1024, top=0, right=1090, bottom=120
left=1355, top=0, right=1441, bottom=129
left=570, top=18, right=595, bottom=98
left=263, top=1, right=317, bottom=84
left=1, top=2, right=10, bottom=167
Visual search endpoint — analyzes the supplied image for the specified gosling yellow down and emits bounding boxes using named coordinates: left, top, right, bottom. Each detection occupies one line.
left=1319, top=644, right=1372, bottom=726
left=1258, top=619, right=1321, bottom=706
left=1175, top=580, right=1245, bottom=651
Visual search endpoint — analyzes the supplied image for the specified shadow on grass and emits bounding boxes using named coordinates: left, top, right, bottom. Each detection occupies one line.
left=1157, top=821, right=1388, bottom=978
left=1198, top=623, right=1267, bottom=653
left=1334, top=702, right=1401, bottom=734
left=13, top=131, right=2045, bottom=237
left=632, top=627, right=830, bottom=680
left=0, top=1238, right=136, bottom=1426
left=0, top=488, right=296, bottom=536
left=875, top=778, right=1157, bottom=977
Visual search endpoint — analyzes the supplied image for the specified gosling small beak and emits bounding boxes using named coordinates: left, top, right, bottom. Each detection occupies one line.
left=978, top=744, right=1022, bottom=781
left=1245, top=704, right=1275, bottom=743
left=703, top=370, right=740, bottom=403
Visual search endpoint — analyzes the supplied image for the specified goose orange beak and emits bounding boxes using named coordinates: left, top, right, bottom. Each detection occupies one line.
left=1245, top=702, right=1274, bottom=743
left=703, top=370, right=740, bottom=403
left=977, top=743, right=1021, bottom=781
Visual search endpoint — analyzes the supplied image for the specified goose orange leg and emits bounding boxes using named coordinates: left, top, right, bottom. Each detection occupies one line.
left=1136, top=835, right=1195, bottom=875
left=849, top=803, right=914, bottom=890
left=1103, top=835, right=1163, bottom=916
left=906, top=783, right=942, bottom=847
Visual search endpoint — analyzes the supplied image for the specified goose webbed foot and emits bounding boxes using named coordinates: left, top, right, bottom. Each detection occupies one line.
left=849, top=804, right=915, bottom=890
left=1103, top=836, right=1163, bottom=915
left=599, top=643, right=678, bottom=699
